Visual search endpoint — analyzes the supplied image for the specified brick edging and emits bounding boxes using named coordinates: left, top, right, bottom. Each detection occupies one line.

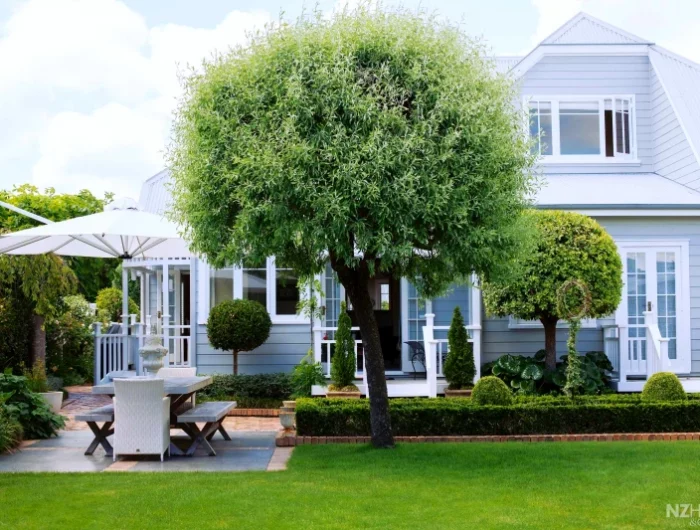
left=227, top=409, right=280, bottom=417
left=276, top=432, right=700, bottom=446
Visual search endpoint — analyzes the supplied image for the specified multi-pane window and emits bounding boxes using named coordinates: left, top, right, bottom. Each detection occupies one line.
left=559, top=101, right=600, bottom=155
left=210, top=267, right=233, bottom=309
left=242, top=262, right=267, bottom=307
left=528, top=96, right=635, bottom=160
left=275, top=265, right=300, bottom=315
left=208, top=258, right=304, bottom=322
left=529, top=101, right=553, bottom=156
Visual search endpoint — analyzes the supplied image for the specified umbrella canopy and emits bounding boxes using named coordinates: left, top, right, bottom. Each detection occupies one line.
left=0, top=198, right=191, bottom=259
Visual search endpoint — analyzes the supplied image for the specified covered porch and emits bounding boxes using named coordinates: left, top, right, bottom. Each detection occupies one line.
left=93, top=257, right=196, bottom=381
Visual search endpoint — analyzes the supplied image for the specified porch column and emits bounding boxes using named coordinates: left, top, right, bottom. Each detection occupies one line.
left=423, top=313, right=437, bottom=398
left=121, top=267, right=129, bottom=372
left=162, top=261, right=170, bottom=359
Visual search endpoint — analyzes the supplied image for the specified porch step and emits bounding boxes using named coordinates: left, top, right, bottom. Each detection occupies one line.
left=613, top=377, right=700, bottom=393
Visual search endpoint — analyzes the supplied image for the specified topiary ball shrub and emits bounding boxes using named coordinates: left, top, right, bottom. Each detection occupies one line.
left=472, top=376, right=513, bottom=406
left=207, top=299, right=272, bottom=375
left=642, top=372, right=686, bottom=402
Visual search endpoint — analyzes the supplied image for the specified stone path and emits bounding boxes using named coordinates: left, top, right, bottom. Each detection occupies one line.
left=0, top=386, right=293, bottom=473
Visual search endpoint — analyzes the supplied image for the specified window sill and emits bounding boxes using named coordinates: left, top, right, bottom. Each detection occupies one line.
left=271, top=316, right=310, bottom=325
left=540, top=156, right=641, bottom=166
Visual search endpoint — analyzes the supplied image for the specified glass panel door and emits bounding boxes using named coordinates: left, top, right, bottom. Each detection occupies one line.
left=626, top=252, right=647, bottom=374
left=620, top=245, right=688, bottom=375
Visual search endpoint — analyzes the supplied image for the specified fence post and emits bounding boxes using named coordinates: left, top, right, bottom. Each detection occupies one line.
left=93, top=322, right=102, bottom=384
left=423, top=313, right=436, bottom=398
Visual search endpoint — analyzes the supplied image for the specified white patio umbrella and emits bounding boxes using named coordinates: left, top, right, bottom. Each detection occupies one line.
left=0, top=197, right=191, bottom=259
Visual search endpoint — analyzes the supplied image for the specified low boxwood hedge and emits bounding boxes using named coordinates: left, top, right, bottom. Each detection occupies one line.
left=198, top=373, right=293, bottom=409
left=295, top=396, right=700, bottom=437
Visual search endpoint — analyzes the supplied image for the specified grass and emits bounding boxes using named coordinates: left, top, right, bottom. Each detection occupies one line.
left=2, top=442, right=700, bottom=529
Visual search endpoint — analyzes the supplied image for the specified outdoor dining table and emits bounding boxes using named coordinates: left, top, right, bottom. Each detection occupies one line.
left=92, top=374, right=213, bottom=456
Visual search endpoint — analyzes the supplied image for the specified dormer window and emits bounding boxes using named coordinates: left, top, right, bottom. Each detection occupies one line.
left=528, top=96, right=636, bottom=162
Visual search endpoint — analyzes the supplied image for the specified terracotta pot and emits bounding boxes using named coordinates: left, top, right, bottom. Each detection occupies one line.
left=444, top=389, right=472, bottom=398
left=326, top=391, right=361, bottom=399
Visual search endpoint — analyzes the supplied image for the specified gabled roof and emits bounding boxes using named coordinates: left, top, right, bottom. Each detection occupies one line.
left=649, top=46, right=700, bottom=182
left=139, top=169, right=171, bottom=216
left=541, top=12, right=652, bottom=46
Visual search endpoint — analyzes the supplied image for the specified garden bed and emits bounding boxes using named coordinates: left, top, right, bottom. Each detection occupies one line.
left=295, top=396, right=700, bottom=437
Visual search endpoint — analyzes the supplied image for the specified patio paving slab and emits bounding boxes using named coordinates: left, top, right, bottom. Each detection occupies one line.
left=0, top=429, right=281, bottom=473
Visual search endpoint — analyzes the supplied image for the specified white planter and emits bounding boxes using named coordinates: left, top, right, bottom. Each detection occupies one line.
left=139, top=334, right=168, bottom=376
left=39, top=391, right=63, bottom=414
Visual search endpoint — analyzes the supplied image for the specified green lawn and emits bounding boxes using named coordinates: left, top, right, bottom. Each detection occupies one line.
left=1, top=442, right=699, bottom=529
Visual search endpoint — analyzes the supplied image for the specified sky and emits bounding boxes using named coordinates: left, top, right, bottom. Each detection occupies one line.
left=2, top=0, right=700, bottom=200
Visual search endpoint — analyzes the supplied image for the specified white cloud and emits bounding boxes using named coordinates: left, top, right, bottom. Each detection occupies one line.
left=0, top=0, right=271, bottom=199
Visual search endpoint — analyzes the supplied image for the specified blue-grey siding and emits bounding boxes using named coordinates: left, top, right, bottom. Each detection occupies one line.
left=195, top=324, right=310, bottom=375
left=521, top=55, right=653, bottom=174
left=650, top=65, right=700, bottom=188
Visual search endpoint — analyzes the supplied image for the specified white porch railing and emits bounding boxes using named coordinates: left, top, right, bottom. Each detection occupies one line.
left=312, top=312, right=481, bottom=398
left=608, top=310, right=670, bottom=385
left=94, top=316, right=192, bottom=381
left=644, top=311, right=669, bottom=378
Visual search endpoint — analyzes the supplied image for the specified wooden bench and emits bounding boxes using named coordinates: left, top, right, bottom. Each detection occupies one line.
left=75, top=405, right=114, bottom=456
left=175, top=401, right=237, bottom=456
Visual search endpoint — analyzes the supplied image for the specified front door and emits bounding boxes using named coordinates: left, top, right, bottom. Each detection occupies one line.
left=617, top=243, right=690, bottom=375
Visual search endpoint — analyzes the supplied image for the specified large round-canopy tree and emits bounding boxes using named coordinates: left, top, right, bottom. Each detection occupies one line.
left=482, top=210, right=623, bottom=371
left=168, top=7, right=535, bottom=447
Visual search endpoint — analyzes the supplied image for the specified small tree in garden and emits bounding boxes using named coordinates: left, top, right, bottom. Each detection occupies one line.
left=443, top=307, right=475, bottom=389
left=169, top=6, right=535, bottom=447
left=95, top=287, right=139, bottom=325
left=331, top=302, right=357, bottom=391
left=483, top=210, right=622, bottom=371
left=207, top=299, right=272, bottom=374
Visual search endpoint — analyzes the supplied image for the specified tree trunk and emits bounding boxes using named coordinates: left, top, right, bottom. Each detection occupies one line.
left=541, top=316, right=559, bottom=371
left=333, top=257, right=394, bottom=448
left=30, top=313, right=46, bottom=366
left=233, top=351, right=239, bottom=375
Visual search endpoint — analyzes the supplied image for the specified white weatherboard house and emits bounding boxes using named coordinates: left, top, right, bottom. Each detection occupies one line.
left=98, top=12, right=700, bottom=394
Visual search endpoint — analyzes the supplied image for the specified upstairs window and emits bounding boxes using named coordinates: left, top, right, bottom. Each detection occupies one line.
left=528, top=96, right=635, bottom=161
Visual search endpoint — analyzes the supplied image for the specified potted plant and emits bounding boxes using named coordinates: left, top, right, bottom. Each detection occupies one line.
left=23, top=360, right=63, bottom=413
left=327, top=302, right=361, bottom=398
left=443, top=307, right=476, bottom=398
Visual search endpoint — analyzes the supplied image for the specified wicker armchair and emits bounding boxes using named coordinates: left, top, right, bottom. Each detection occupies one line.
left=113, top=378, right=170, bottom=462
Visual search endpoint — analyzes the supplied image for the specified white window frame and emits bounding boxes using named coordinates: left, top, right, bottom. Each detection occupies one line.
left=203, top=257, right=308, bottom=325
left=525, top=94, right=639, bottom=165
left=508, top=317, right=597, bottom=329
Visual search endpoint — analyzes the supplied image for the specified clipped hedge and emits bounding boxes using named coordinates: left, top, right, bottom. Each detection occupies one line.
left=642, top=372, right=687, bottom=402
left=198, top=373, right=293, bottom=408
left=295, top=397, right=700, bottom=437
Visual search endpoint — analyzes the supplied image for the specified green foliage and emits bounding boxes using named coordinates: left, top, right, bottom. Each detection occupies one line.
left=95, top=287, right=139, bottom=324
left=22, top=360, right=49, bottom=393
left=472, top=376, right=513, bottom=406
left=206, top=299, right=272, bottom=374
left=295, top=397, right=700, bottom=437
left=443, top=307, right=475, bottom=389
left=0, top=290, right=33, bottom=372
left=331, top=302, right=356, bottom=389
left=292, top=350, right=326, bottom=398
left=46, top=295, right=95, bottom=385
left=485, top=351, right=613, bottom=395
left=168, top=5, right=536, bottom=299
left=483, top=210, right=622, bottom=321
left=0, top=392, right=23, bottom=453
left=0, top=185, right=116, bottom=301
left=0, top=371, right=65, bottom=439
left=642, top=372, right=687, bottom=402
left=563, top=320, right=585, bottom=399
left=198, top=373, right=293, bottom=404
